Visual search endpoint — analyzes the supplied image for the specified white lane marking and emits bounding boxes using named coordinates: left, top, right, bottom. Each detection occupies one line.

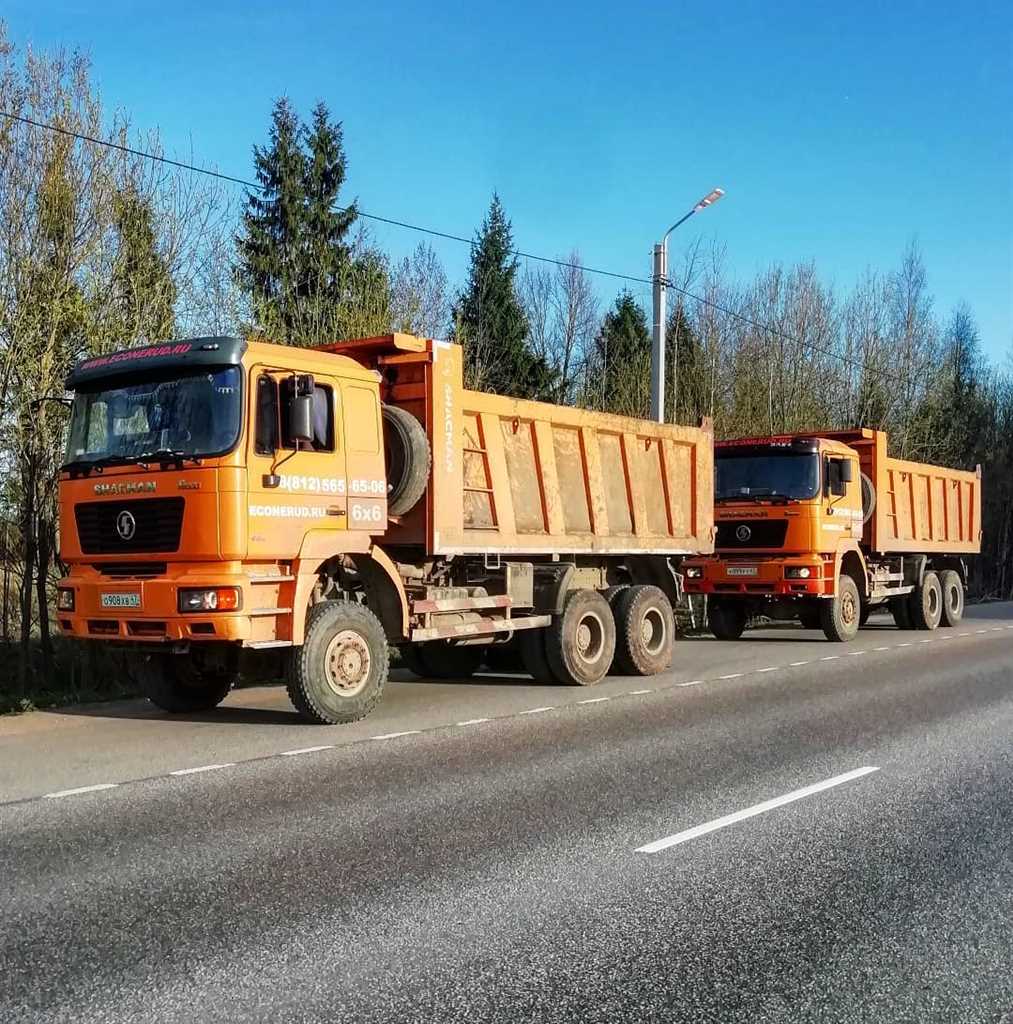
left=847, top=650, right=867, bottom=656
left=170, top=763, right=234, bottom=776
left=938, top=635, right=954, bottom=640
left=456, top=718, right=490, bottom=726
left=577, top=697, right=610, bottom=704
left=789, top=661, right=810, bottom=667
left=919, top=639, right=934, bottom=644
left=992, top=627, right=1003, bottom=632
left=44, top=783, right=118, bottom=799
left=371, top=730, right=420, bottom=740
left=820, top=655, right=840, bottom=661
left=898, top=642, right=913, bottom=647
left=279, top=745, right=334, bottom=757
left=635, top=766, right=881, bottom=854
left=757, top=666, right=779, bottom=673
left=628, top=688, right=653, bottom=695
left=520, top=706, right=554, bottom=715
left=677, top=680, right=704, bottom=687
left=958, top=632, right=971, bottom=637
left=874, top=646, right=891, bottom=651
left=719, top=673, right=742, bottom=680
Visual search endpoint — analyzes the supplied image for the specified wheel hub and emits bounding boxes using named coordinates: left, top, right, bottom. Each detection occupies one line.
left=842, top=592, right=857, bottom=625
left=575, top=612, right=605, bottom=665
left=324, top=630, right=371, bottom=698
left=640, top=608, right=666, bottom=654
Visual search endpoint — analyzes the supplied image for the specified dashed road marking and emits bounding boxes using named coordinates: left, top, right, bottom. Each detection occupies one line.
left=635, top=766, right=881, bottom=854
left=898, top=642, right=913, bottom=647
left=719, top=673, right=742, bottom=680
left=456, top=718, right=490, bottom=726
left=44, top=783, right=118, bottom=799
left=370, top=730, right=420, bottom=740
left=519, top=706, right=554, bottom=715
left=757, top=666, right=779, bottom=673
left=874, top=646, right=891, bottom=652
left=847, top=650, right=867, bottom=656
left=820, top=656, right=840, bottom=662
left=789, top=661, right=810, bottom=667
left=628, top=688, right=654, bottom=695
left=577, top=697, right=610, bottom=705
left=677, top=680, right=704, bottom=688
left=169, top=764, right=234, bottom=776
left=279, top=745, right=334, bottom=757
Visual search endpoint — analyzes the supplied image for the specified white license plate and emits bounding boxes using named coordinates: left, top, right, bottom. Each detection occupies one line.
left=726, top=567, right=758, bottom=577
left=101, top=592, right=141, bottom=608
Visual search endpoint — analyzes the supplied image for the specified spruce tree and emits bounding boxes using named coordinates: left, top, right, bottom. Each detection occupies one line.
left=454, top=194, right=554, bottom=398
left=665, top=302, right=706, bottom=424
left=594, top=292, right=651, bottom=416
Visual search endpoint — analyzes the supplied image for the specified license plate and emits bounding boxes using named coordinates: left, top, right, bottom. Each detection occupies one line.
left=101, top=592, right=141, bottom=608
left=726, top=567, right=758, bottom=577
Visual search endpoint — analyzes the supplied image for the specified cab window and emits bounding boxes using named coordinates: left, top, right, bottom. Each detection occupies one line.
left=255, top=375, right=335, bottom=454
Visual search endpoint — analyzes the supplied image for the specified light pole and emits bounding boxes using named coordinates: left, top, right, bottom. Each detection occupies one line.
left=651, top=187, right=725, bottom=422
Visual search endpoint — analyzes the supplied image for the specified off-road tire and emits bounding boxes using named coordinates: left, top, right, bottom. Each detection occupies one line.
left=939, top=570, right=964, bottom=627
left=546, top=589, right=616, bottom=686
left=382, top=404, right=431, bottom=516
left=519, top=627, right=558, bottom=684
left=287, top=601, right=388, bottom=724
left=891, top=596, right=913, bottom=629
left=821, top=575, right=861, bottom=642
left=138, top=651, right=236, bottom=714
left=798, top=604, right=822, bottom=630
left=909, top=571, right=942, bottom=631
left=708, top=599, right=747, bottom=641
left=611, top=585, right=675, bottom=676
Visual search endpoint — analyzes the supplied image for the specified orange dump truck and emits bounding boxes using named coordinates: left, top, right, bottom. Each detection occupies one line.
left=682, top=429, right=982, bottom=642
left=56, top=333, right=714, bottom=723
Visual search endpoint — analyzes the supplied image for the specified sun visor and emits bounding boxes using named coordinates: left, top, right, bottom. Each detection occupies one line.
left=66, top=337, right=248, bottom=389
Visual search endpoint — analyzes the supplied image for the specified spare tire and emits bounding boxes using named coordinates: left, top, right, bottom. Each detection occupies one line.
left=382, top=404, right=431, bottom=516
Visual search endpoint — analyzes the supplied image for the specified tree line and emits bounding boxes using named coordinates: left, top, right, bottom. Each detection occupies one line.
left=0, top=25, right=1010, bottom=703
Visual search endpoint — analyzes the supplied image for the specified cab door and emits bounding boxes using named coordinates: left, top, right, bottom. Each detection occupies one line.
left=246, top=368, right=348, bottom=561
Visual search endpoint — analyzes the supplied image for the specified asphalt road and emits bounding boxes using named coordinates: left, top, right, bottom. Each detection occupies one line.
left=2, top=603, right=1012, bottom=1023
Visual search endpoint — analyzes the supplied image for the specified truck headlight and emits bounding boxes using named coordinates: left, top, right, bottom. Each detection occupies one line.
left=684, top=566, right=703, bottom=579
left=178, top=587, right=241, bottom=612
left=785, top=566, right=816, bottom=579
left=57, top=588, right=75, bottom=611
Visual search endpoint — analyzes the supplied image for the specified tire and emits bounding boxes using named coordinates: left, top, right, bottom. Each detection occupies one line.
left=519, top=627, right=558, bottom=684
left=287, top=601, right=388, bottom=724
left=545, top=589, right=617, bottom=686
left=798, top=604, right=822, bottom=630
left=611, top=585, right=675, bottom=676
left=397, top=643, right=429, bottom=677
left=891, top=596, right=913, bottom=630
left=483, top=638, right=523, bottom=673
left=821, top=574, right=861, bottom=642
left=910, top=571, right=942, bottom=631
left=382, top=404, right=431, bottom=516
left=137, top=650, right=236, bottom=714
left=708, top=599, right=747, bottom=641
left=939, top=570, right=964, bottom=627
left=416, top=641, right=484, bottom=680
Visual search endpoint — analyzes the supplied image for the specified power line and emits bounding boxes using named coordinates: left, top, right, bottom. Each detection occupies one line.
left=0, top=108, right=909, bottom=387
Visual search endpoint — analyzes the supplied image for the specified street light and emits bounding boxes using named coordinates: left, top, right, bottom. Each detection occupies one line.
left=651, top=187, right=725, bottom=422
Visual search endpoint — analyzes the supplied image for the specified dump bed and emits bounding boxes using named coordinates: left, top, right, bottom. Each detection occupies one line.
left=326, top=335, right=715, bottom=558
left=822, top=429, right=981, bottom=555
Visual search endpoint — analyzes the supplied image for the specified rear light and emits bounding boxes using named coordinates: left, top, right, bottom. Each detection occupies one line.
left=785, top=566, right=817, bottom=579
left=57, top=588, right=75, bottom=611
left=178, top=587, right=241, bottom=613
left=684, top=566, right=703, bottom=579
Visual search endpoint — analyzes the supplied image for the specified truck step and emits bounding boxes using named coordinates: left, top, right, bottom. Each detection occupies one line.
left=411, top=613, right=550, bottom=643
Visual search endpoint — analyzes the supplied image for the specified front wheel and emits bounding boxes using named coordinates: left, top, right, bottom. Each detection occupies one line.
left=821, top=575, right=861, bottom=642
left=137, top=650, right=237, bottom=714
left=287, top=601, right=388, bottom=724
left=708, top=599, right=747, bottom=641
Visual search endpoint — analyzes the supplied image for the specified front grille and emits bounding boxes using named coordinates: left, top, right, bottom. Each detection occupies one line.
left=75, top=498, right=184, bottom=554
left=716, top=519, right=788, bottom=549
left=92, top=562, right=168, bottom=578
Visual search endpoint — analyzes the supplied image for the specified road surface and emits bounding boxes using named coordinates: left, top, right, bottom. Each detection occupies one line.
left=2, top=603, right=1012, bottom=1023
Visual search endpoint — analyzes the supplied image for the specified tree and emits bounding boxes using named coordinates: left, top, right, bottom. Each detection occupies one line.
left=390, top=242, right=450, bottom=339
left=453, top=194, right=554, bottom=398
left=665, top=301, right=707, bottom=424
left=591, top=292, right=651, bottom=417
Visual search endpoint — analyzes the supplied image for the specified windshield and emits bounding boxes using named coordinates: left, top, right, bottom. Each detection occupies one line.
left=715, top=453, right=820, bottom=501
left=64, top=366, right=242, bottom=466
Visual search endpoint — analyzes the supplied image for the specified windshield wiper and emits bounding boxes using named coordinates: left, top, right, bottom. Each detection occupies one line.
left=716, top=490, right=791, bottom=504
left=134, top=449, right=203, bottom=469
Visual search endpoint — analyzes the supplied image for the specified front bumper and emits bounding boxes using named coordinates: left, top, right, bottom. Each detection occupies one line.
left=683, top=556, right=832, bottom=597
left=55, top=565, right=290, bottom=645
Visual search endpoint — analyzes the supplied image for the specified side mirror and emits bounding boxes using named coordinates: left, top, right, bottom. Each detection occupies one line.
left=288, top=393, right=314, bottom=444
left=841, top=459, right=854, bottom=484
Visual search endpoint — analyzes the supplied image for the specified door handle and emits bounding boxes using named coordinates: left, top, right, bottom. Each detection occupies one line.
left=326, top=506, right=346, bottom=517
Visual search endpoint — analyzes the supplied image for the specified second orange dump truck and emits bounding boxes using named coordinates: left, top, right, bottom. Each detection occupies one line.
left=682, top=429, right=982, bottom=642
left=55, top=333, right=714, bottom=723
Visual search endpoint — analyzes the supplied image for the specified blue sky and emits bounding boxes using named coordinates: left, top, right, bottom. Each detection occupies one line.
left=6, top=1, right=1012, bottom=359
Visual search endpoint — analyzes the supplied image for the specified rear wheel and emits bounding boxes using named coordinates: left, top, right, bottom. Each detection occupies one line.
left=939, top=570, right=964, bottom=627
left=611, top=585, right=675, bottom=676
left=416, top=641, right=484, bottom=680
left=708, top=599, right=747, bottom=641
left=287, top=601, right=388, bottom=724
left=891, top=596, right=913, bottom=629
left=821, top=575, right=861, bottom=642
left=519, top=627, right=558, bottom=684
left=910, top=571, right=942, bottom=631
left=546, top=589, right=616, bottom=686
left=137, top=649, right=237, bottom=714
